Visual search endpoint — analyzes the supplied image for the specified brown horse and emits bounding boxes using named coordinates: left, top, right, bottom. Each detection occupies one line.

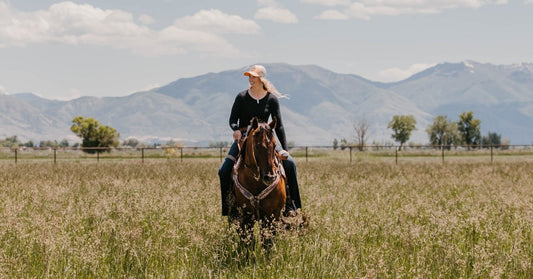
left=231, top=117, right=287, bottom=241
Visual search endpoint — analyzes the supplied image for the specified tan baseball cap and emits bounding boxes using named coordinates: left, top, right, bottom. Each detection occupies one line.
left=243, top=65, right=266, bottom=78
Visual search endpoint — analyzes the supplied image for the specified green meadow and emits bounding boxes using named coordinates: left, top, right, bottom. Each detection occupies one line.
left=1, top=157, right=532, bottom=278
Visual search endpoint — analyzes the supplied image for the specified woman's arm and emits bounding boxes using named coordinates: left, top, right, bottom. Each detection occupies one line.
left=271, top=97, right=287, bottom=150
left=229, top=93, right=242, bottom=131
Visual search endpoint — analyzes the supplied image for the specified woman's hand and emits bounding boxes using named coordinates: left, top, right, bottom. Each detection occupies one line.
left=233, top=130, right=242, bottom=141
left=279, top=149, right=289, bottom=160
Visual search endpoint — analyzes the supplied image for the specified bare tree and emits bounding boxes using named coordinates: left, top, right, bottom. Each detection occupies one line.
left=353, top=115, right=370, bottom=151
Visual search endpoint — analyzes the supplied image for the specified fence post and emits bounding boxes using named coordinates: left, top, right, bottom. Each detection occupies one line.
left=306, top=146, right=309, bottom=162
left=54, top=148, right=57, bottom=164
left=491, top=144, right=493, bottom=163
left=180, top=147, right=183, bottom=162
left=350, top=146, right=353, bottom=163
left=142, top=148, right=145, bottom=163
left=97, top=150, right=100, bottom=163
left=220, top=147, right=223, bottom=162
left=14, top=148, right=18, bottom=164
left=441, top=145, right=445, bottom=164
left=395, top=147, right=398, bottom=165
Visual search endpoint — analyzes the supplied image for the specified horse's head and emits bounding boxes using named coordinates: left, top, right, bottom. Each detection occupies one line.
left=246, top=117, right=278, bottom=185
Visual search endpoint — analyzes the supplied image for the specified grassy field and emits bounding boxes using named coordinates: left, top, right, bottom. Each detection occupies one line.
left=1, top=158, right=532, bottom=278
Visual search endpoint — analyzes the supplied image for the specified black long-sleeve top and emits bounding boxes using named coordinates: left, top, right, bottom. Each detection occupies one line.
left=229, top=90, right=287, bottom=150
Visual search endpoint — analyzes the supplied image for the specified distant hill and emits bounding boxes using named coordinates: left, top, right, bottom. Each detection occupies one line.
left=385, top=61, right=533, bottom=144
left=1, top=61, right=532, bottom=145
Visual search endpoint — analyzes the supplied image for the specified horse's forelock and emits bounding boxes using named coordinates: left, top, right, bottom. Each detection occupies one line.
left=256, top=124, right=274, bottom=147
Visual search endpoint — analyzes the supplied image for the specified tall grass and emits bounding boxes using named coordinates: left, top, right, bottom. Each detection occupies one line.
left=1, top=159, right=532, bottom=278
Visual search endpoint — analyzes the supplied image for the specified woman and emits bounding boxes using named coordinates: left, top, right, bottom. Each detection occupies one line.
left=218, top=64, right=302, bottom=217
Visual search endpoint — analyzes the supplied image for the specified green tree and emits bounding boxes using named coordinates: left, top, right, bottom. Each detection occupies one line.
left=333, top=138, right=338, bottom=150
left=287, top=141, right=296, bottom=149
left=457, top=111, right=481, bottom=150
left=388, top=115, right=417, bottom=151
left=70, top=116, right=120, bottom=153
left=123, top=138, right=141, bottom=148
left=22, top=140, right=34, bottom=148
left=340, top=138, right=349, bottom=150
left=481, top=131, right=502, bottom=148
left=426, top=115, right=460, bottom=150
left=39, top=140, right=59, bottom=148
left=165, top=139, right=184, bottom=147
left=208, top=141, right=229, bottom=148
left=59, top=139, right=70, bottom=147
left=0, top=136, right=20, bottom=147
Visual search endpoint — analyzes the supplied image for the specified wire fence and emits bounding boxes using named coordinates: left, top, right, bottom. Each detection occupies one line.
left=1, top=144, right=533, bottom=164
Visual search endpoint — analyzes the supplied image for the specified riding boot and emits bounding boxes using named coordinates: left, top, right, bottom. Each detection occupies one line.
left=220, top=182, right=230, bottom=216
left=282, top=156, right=302, bottom=209
left=219, top=158, right=234, bottom=216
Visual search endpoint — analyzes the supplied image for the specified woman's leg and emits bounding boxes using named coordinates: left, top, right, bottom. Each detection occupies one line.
left=282, top=155, right=302, bottom=209
left=218, top=141, right=239, bottom=216
left=276, top=145, right=302, bottom=210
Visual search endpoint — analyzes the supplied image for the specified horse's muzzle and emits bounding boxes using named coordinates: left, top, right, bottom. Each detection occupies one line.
left=262, top=173, right=277, bottom=185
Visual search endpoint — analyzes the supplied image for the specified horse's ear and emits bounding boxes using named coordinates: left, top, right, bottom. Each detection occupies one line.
left=269, top=117, right=277, bottom=130
left=251, top=117, right=259, bottom=130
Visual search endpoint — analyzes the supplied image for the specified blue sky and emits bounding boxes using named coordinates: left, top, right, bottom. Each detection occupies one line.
left=1, top=0, right=533, bottom=100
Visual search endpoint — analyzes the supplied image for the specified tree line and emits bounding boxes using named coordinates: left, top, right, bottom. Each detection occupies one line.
left=0, top=136, right=71, bottom=149
left=2, top=116, right=191, bottom=152
left=334, top=111, right=508, bottom=151
left=2, top=112, right=508, bottom=152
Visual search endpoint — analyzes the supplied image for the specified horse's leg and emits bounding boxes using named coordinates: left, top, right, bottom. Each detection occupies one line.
left=238, top=214, right=255, bottom=246
left=258, top=215, right=279, bottom=249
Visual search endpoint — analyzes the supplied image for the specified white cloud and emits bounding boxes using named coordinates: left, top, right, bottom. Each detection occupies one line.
left=64, top=88, right=82, bottom=100
left=258, top=0, right=279, bottom=6
left=173, top=9, right=260, bottom=34
left=255, top=7, right=299, bottom=23
left=315, top=10, right=349, bottom=20
left=0, top=2, right=260, bottom=56
left=359, top=0, right=508, bottom=9
left=301, top=0, right=351, bottom=6
left=0, top=84, right=8, bottom=95
left=377, top=63, right=436, bottom=82
left=525, top=0, right=533, bottom=4
left=157, top=25, right=237, bottom=55
left=138, top=14, right=154, bottom=25
left=141, top=83, right=161, bottom=92
left=255, top=0, right=299, bottom=23
left=309, top=0, right=509, bottom=20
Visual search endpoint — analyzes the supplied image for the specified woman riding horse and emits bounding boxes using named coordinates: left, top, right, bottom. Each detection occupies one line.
left=218, top=64, right=302, bottom=217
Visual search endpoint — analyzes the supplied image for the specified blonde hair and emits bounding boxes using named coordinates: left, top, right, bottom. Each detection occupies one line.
left=260, top=77, right=287, bottom=99
left=247, top=64, right=288, bottom=99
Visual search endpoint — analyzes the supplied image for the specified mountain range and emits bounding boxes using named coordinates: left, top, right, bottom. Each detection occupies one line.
left=1, top=61, right=532, bottom=146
